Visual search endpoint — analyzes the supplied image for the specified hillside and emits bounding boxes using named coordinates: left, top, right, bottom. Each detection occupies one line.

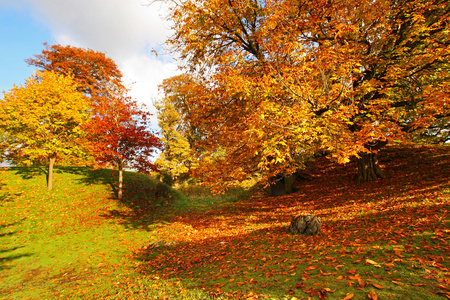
left=0, top=145, right=449, bottom=299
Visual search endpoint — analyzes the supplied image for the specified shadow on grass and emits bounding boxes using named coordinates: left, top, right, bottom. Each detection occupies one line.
left=77, top=170, right=185, bottom=230
left=11, top=166, right=47, bottom=180
left=0, top=220, right=33, bottom=271
left=0, top=251, right=34, bottom=270
left=130, top=145, right=450, bottom=299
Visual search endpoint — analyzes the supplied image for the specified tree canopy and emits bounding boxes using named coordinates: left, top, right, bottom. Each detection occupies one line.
left=0, top=70, right=90, bottom=190
left=158, top=0, right=450, bottom=190
left=26, top=43, right=125, bottom=107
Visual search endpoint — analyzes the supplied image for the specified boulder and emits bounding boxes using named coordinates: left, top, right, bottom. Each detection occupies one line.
left=288, top=214, right=322, bottom=235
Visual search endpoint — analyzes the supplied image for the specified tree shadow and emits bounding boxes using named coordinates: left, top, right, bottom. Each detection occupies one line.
left=11, top=166, right=47, bottom=180
left=0, top=220, right=33, bottom=271
left=98, top=172, right=184, bottom=230
left=130, top=145, right=450, bottom=298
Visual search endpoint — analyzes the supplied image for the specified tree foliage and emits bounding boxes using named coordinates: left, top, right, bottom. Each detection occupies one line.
left=159, top=0, right=450, bottom=190
left=0, top=70, right=90, bottom=190
left=26, top=43, right=125, bottom=106
left=88, top=91, right=163, bottom=199
left=155, top=74, right=204, bottom=183
left=26, top=44, right=163, bottom=197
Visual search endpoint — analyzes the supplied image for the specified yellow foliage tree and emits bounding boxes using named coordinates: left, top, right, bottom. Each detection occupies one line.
left=0, top=71, right=90, bottom=190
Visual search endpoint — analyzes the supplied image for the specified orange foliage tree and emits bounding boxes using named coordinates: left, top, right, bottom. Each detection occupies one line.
left=158, top=0, right=450, bottom=190
left=0, top=71, right=90, bottom=190
left=26, top=43, right=125, bottom=106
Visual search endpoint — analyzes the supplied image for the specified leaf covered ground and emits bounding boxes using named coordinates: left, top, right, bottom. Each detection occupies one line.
left=0, top=145, right=449, bottom=299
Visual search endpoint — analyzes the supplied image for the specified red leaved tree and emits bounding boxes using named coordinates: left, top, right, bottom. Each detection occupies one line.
left=88, top=91, right=162, bottom=199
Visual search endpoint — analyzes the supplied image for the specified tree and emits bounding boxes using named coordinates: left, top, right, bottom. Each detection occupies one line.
left=154, top=74, right=204, bottom=183
left=26, top=43, right=125, bottom=107
left=0, top=71, right=90, bottom=190
left=155, top=101, right=192, bottom=183
left=158, top=0, right=449, bottom=190
left=88, top=91, right=163, bottom=199
left=27, top=44, right=163, bottom=198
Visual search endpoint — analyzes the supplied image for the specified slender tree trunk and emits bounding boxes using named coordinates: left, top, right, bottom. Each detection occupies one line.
left=47, top=154, right=56, bottom=190
left=357, top=152, right=385, bottom=183
left=118, top=161, right=123, bottom=200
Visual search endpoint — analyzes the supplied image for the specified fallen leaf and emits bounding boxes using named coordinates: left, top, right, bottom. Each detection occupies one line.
left=358, top=278, right=365, bottom=288
left=436, top=284, right=450, bottom=290
left=411, top=283, right=426, bottom=287
left=368, top=291, right=378, bottom=300
left=366, top=259, right=381, bottom=268
left=343, top=293, right=354, bottom=300
left=347, top=269, right=357, bottom=275
left=372, top=283, right=384, bottom=289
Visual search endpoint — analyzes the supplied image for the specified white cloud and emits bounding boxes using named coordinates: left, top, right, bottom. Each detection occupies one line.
left=11, top=0, right=180, bottom=128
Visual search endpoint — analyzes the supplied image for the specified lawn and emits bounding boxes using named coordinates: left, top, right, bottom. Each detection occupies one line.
left=1, top=145, right=449, bottom=299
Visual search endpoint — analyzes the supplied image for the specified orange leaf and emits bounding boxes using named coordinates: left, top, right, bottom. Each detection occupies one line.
left=411, top=283, right=426, bottom=287
left=358, top=278, right=366, bottom=288
left=368, top=291, right=378, bottom=300
left=372, top=283, right=384, bottom=289
left=343, top=293, right=354, bottom=300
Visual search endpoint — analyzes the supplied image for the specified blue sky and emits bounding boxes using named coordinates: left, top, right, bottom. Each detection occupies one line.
left=0, top=6, right=53, bottom=94
left=0, top=0, right=178, bottom=119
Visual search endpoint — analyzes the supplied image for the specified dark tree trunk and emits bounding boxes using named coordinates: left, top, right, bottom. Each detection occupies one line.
left=356, top=140, right=388, bottom=183
left=357, top=152, right=385, bottom=183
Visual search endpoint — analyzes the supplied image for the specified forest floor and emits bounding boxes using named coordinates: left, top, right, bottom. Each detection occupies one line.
left=0, top=144, right=449, bottom=299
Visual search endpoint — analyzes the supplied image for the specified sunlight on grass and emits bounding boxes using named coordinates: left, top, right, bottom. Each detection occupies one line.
left=1, top=146, right=449, bottom=299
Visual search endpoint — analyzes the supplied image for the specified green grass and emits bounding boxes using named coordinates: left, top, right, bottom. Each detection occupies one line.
left=0, top=145, right=449, bottom=299
left=0, top=167, right=215, bottom=299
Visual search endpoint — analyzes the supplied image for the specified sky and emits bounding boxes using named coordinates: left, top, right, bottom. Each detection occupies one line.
left=0, top=0, right=179, bottom=129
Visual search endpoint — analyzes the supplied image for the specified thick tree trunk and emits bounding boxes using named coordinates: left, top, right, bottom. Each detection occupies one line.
left=47, top=154, right=56, bottom=190
left=118, top=161, right=123, bottom=200
left=357, top=152, right=385, bottom=183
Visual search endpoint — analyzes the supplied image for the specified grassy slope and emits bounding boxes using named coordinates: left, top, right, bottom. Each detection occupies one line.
left=1, top=145, right=449, bottom=299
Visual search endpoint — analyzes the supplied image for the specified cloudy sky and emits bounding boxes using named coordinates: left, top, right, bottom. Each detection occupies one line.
left=0, top=0, right=179, bottom=129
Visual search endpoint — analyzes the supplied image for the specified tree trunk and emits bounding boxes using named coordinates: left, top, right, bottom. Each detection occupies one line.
left=357, top=152, right=385, bottom=183
left=118, top=161, right=123, bottom=200
left=47, top=154, right=56, bottom=190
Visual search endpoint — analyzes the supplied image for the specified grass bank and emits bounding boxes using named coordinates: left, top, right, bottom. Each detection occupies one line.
left=1, top=145, right=449, bottom=299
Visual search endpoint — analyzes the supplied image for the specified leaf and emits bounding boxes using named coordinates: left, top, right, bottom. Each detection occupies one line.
left=358, top=278, right=366, bottom=288
left=343, top=293, right=354, bottom=300
left=365, top=259, right=381, bottom=268
left=368, top=291, right=378, bottom=300
left=372, top=283, right=384, bottom=289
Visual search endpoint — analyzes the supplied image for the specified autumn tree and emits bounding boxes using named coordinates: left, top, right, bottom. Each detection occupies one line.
left=27, top=44, right=163, bottom=198
left=89, top=91, right=163, bottom=200
left=26, top=43, right=125, bottom=107
left=155, top=74, right=205, bottom=183
left=0, top=71, right=90, bottom=190
left=158, top=0, right=449, bottom=190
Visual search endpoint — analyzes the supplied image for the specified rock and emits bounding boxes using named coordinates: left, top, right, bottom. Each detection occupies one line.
left=288, top=214, right=322, bottom=235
